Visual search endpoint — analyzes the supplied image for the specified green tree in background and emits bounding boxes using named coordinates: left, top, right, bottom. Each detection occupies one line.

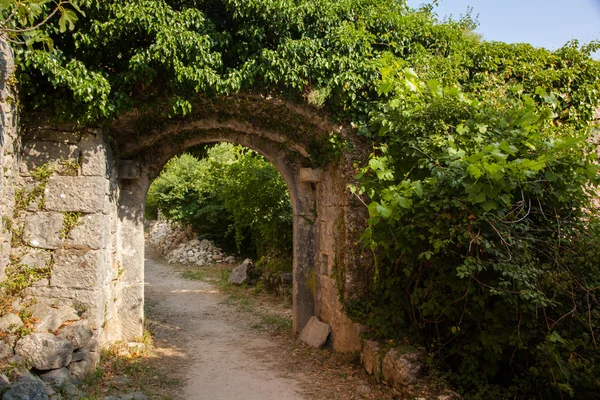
left=146, top=143, right=292, bottom=266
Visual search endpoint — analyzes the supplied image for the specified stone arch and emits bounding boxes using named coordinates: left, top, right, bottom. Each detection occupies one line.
left=113, top=95, right=336, bottom=337
left=6, top=93, right=368, bottom=354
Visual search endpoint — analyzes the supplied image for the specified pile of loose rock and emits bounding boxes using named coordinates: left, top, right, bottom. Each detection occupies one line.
left=0, top=301, right=98, bottom=399
left=147, top=221, right=235, bottom=266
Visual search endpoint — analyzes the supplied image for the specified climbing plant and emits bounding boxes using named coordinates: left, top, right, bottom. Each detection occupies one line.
left=6, top=0, right=600, bottom=398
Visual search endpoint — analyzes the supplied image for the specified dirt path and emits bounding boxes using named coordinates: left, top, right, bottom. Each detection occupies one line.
left=144, top=251, right=306, bottom=400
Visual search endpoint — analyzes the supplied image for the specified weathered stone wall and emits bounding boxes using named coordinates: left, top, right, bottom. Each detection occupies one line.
left=0, top=37, right=18, bottom=283
left=14, top=129, right=122, bottom=341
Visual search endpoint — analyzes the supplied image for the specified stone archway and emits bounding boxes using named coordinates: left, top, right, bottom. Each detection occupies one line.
left=110, top=95, right=369, bottom=351
left=4, top=94, right=369, bottom=357
left=119, top=128, right=319, bottom=334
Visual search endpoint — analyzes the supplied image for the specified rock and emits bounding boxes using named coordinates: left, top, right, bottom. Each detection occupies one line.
left=0, top=340, right=14, bottom=361
left=381, top=349, right=422, bottom=389
left=278, top=272, right=293, bottom=286
left=361, top=340, right=381, bottom=377
left=15, top=333, right=74, bottom=370
left=29, top=303, right=79, bottom=333
left=110, top=375, right=133, bottom=387
left=228, top=259, right=256, bottom=285
left=0, top=374, right=10, bottom=392
left=61, top=381, right=83, bottom=399
left=39, top=368, right=71, bottom=389
left=68, top=359, right=92, bottom=379
left=298, top=316, right=331, bottom=348
left=2, top=377, right=49, bottom=400
left=57, top=320, right=93, bottom=349
left=127, top=342, right=146, bottom=352
left=118, top=392, right=148, bottom=400
left=357, top=384, right=372, bottom=395
left=0, top=313, right=23, bottom=333
left=211, top=254, right=222, bottom=261
left=68, top=348, right=99, bottom=379
left=224, top=256, right=236, bottom=263
left=103, top=393, right=148, bottom=400
left=70, top=349, right=89, bottom=362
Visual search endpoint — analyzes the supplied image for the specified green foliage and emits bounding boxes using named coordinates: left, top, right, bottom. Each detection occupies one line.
left=0, top=258, right=51, bottom=296
left=59, top=211, right=82, bottom=239
left=353, top=59, right=600, bottom=398
left=146, top=143, right=292, bottom=261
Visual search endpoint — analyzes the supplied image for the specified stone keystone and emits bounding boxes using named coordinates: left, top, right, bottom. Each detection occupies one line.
left=298, top=316, right=331, bottom=348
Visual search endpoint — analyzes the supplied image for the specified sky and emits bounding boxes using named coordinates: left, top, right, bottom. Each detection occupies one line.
left=406, top=0, right=600, bottom=57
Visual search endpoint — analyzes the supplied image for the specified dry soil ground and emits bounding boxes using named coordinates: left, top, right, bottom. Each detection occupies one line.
left=142, top=247, right=398, bottom=400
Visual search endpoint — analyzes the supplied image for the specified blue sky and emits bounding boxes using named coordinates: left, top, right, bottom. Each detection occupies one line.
left=407, top=0, right=600, bottom=56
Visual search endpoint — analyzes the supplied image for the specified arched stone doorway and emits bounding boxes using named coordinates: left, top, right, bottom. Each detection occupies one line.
left=112, top=95, right=367, bottom=351
left=122, top=129, right=318, bottom=334
left=10, top=95, right=367, bottom=354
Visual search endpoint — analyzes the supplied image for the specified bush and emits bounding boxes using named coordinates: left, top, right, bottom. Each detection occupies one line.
left=352, top=60, right=600, bottom=399
left=146, top=143, right=292, bottom=263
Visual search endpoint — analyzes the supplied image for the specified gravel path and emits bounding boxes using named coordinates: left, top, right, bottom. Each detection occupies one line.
left=144, top=250, right=306, bottom=400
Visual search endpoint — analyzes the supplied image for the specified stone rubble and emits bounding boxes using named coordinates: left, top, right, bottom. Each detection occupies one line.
left=228, top=258, right=258, bottom=285
left=298, top=316, right=331, bottom=348
left=147, top=221, right=233, bottom=266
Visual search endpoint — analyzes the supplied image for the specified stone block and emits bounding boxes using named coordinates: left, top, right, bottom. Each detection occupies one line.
left=23, top=212, right=64, bottom=249
left=0, top=313, right=23, bottom=333
left=298, top=316, right=331, bottom=348
left=80, top=136, right=109, bottom=177
left=44, top=176, right=108, bottom=213
left=381, top=349, right=422, bottom=389
left=20, top=141, right=80, bottom=176
left=23, top=288, right=103, bottom=329
left=65, top=213, right=110, bottom=250
left=319, top=276, right=362, bottom=352
left=19, top=248, right=53, bottom=270
left=29, top=303, right=79, bottom=333
left=299, top=167, right=323, bottom=183
left=15, top=332, right=73, bottom=370
left=118, top=283, right=144, bottom=341
left=50, top=249, right=106, bottom=289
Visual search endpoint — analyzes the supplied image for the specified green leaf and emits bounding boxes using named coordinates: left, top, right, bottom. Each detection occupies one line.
left=427, top=79, right=443, bottom=98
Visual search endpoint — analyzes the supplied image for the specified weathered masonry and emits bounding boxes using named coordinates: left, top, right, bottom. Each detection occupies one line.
left=0, top=38, right=373, bottom=370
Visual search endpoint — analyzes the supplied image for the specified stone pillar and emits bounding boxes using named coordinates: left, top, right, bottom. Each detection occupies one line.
left=292, top=179, right=317, bottom=333
left=115, top=160, right=147, bottom=340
